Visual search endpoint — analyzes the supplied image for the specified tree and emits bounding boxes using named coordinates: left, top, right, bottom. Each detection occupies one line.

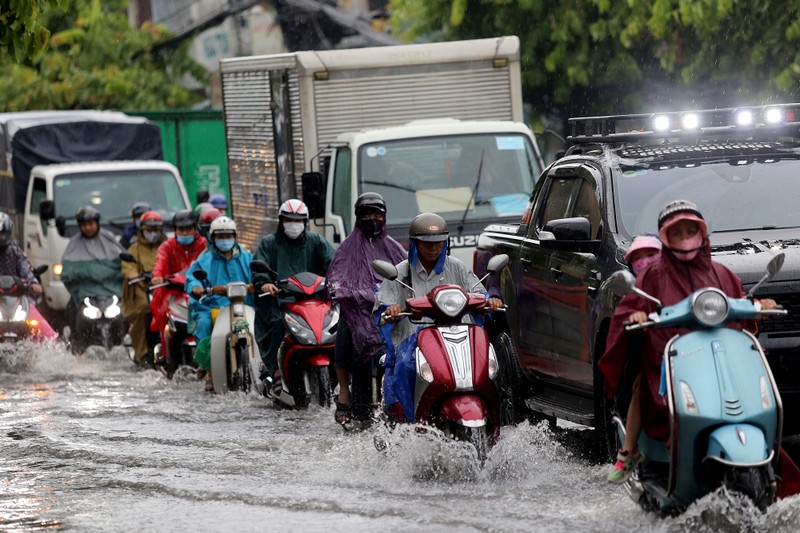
left=0, top=0, right=207, bottom=111
left=389, top=0, right=800, bottom=120
left=0, top=0, right=66, bottom=62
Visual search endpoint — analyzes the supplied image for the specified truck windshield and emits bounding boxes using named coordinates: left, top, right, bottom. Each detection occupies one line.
left=616, top=159, right=800, bottom=236
left=54, top=169, right=188, bottom=233
left=358, top=133, right=540, bottom=226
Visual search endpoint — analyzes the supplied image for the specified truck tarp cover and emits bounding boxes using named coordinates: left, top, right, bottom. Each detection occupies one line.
left=5, top=121, right=163, bottom=212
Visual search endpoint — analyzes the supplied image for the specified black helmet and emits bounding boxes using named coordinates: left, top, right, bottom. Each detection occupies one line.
left=172, top=209, right=197, bottom=229
left=354, top=192, right=386, bottom=217
left=131, top=202, right=151, bottom=219
left=0, top=212, right=13, bottom=250
left=76, top=205, right=100, bottom=223
left=409, top=212, right=449, bottom=242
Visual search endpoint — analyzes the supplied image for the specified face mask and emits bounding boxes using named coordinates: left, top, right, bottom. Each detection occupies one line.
left=215, top=238, right=235, bottom=252
left=670, top=233, right=704, bottom=261
left=283, top=222, right=305, bottom=240
left=357, top=219, right=385, bottom=238
left=143, top=230, right=161, bottom=244
left=176, top=235, right=195, bottom=246
left=631, top=254, right=659, bottom=276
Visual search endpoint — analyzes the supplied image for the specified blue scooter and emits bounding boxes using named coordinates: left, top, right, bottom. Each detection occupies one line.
left=608, top=252, right=787, bottom=515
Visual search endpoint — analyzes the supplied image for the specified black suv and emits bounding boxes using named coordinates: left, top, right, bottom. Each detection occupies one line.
left=475, top=104, right=800, bottom=446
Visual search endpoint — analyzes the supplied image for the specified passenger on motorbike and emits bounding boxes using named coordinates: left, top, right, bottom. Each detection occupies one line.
left=120, top=202, right=151, bottom=249
left=327, top=193, right=406, bottom=427
left=185, top=216, right=253, bottom=391
left=375, top=213, right=503, bottom=421
left=0, top=213, right=56, bottom=339
left=150, top=209, right=207, bottom=337
left=252, top=199, right=335, bottom=396
left=61, top=206, right=125, bottom=353
left=599, top=200, right=777, bottom=484
left=121, top=211, right=167, bottom=368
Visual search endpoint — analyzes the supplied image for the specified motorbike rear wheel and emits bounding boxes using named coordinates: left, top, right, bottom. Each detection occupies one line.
left=723, top=465, right=776, bottom=512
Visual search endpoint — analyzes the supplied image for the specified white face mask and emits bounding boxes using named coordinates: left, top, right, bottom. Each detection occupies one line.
left=283, top=221, right=305, bottom=239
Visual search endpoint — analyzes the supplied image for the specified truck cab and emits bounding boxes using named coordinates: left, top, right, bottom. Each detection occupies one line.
left=24, top=160, right=191, bottom=313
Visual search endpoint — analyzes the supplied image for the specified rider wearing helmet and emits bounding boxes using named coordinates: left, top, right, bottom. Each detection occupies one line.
left=375, top=212, right=503, bottom=422
left=121, top=211, right=167, bottom=368
left=197, top=207, right=223, bottom=241
left=121, top=201, right=152, bottom=249
left=252, top=198, right=335, bottom=395
left=327, top=193, right=406, bottom=426
left=209, top=194, right=228, bottom=213
left=0, top=212, right=56, bottom=339
left=185, top=216, right=254, bottom=389
left=61, top=205, right=125, bottom=352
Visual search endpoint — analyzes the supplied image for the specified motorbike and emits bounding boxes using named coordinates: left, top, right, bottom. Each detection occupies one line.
left=607, top=252, right=787, bottom=515
left=371, top=254, right=509, bottom=463
left=0, top=265, right=49, bottom=342
left=251, top=260, right=338, bottom=409
left=151, top=272, right=196, bottom=379
left=192, top=268, right=262, bottom=394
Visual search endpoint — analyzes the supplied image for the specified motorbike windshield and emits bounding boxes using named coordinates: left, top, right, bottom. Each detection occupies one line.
left=358, top=133, right=541, bottom=227
left=54, top=169, right=188, bottom=237
left=616, top=158, right=800, bottom=237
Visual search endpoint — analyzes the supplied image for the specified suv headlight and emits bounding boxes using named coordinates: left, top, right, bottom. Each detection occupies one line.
left=691, top=288, right=729, bottom=327
left=434, top=288, right=468, bottom=317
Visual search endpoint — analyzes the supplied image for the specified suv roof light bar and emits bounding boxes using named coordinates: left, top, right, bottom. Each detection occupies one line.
left=568, top=103, right=800, bottom=144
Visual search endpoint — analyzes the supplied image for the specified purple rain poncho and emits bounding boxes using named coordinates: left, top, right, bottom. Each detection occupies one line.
left=327, top=228, right=406, bottom=363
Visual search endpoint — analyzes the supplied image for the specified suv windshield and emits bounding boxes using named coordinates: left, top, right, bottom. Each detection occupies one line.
left=54, top=169, right=188, bottom=233
left=616, top=158, right=800, bottom=236
left=358, top=133, right=541, bottom=225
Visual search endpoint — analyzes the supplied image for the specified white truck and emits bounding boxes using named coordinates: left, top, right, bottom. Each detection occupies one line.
left=219, top=36, right=544, bottom=261
left=0, top=111, right=192, bottom=319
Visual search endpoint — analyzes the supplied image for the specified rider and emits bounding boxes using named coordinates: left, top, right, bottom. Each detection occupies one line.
left=327, top=193, right=406, bottom=426
left=375, top=213, right=503, bottom=421
left=185, top=216, right=253, bottom=391
left=599, top=200, right=777, bottom=484
left=625, top=234, right=661, bottom=277
left=120, top=202, right=151, bottom=249
left=209, top=194, right=228, bottom=214
left=121, top=211, right=166, bottom=368
left=252, top=199, right=335, bottom=395
left=60, top=206, right=125, bottom=353
left=0, top=213, right=56, bottom=339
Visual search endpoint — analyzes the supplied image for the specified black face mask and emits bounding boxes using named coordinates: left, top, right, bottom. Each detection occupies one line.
left=357, top=218, right=385, bottom=237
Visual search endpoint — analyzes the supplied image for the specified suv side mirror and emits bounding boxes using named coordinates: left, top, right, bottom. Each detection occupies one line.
left=540, top=217, right=600, bottom=254
left=40, top=200, right=55, bottom=221
left=301, top=172, right=325, bottom=219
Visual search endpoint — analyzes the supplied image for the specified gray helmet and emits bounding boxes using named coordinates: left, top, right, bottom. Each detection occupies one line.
left=172, top=209, right=197, bottom=229
left=76, top=205, right=100, bottom=223
left=131, top=202, right=151, bottom=219
left=354, top=192, right=386, bottom=217
left=0, top=212, right=13, bottom=249
left=409, top=212, right=449, bottom=242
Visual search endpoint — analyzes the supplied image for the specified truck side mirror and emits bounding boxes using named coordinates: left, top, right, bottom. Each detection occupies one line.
left=301, top=172, right=325, bottom=219
left=55, top=216, right=66, bottom=237
left=40, top=200, right=55, bottom=221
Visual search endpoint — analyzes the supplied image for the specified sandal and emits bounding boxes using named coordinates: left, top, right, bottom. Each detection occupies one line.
left=335, top=401, right=352, bottom=425
left=204, top=373, right=214, bottom=393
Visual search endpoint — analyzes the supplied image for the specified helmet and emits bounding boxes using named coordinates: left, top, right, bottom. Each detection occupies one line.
left=209, top=216, right=237, bottom=238
left=76, top=206, right=101, bottom=223
left=409, top=212, right=449, bottom=242
left=131, top=202, right=151, bottom=219
left=624, top=234, right=662, bottom=263
left=657, top=199, right=707, bottom=243
left=194, top=202, right=213, bottom=216
left=0, top=212, right=13, bottom=249
left=354, top=192, right=386, bottom=217
left=198, top=207, right=222, bottom=235
left=172, top=209, right=197, bottom=229
left=139, top=211, right=163, bottom=229
left=278, top=199, right=309, bottom=221
left=209, top=194, right=228, bottom=210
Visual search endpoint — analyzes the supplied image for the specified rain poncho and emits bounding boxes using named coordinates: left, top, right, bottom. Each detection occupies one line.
left=150, top=235, right=207, bottom=333
left=374, top=242, right=488, bottom=422
left=61, top=228, right=124, bottom=304
left=327, top=229, right=406, bottom=363
left=252, top=230, right=334, bottom=373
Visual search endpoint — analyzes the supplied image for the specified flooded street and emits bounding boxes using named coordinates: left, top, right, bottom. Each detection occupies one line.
left=2, top=343, right=799, bottom=531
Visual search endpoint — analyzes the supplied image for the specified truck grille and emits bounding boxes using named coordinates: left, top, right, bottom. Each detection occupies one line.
left=757, top=291, right=800, bottom=334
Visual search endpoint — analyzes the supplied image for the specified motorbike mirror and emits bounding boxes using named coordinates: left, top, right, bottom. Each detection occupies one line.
left=119, top=252, right=136, bottom=263
left=486, top=254, right=510, bottom=274
left=372, top=260, right=398, bottom=281
left=606, top=270, right=636, bottom=296
left=34, top=264, right=48, bottom=276
left=250, top=260, right=277, bottom=277
left=747, top=251, right=786, bottom=298
left=192, top=269, right=208, bottom=282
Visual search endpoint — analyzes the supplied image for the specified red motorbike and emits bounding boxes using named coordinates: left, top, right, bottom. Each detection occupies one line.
left=152, top=273, right=196, bottom=378
left=372, top=254, right=509, bottom=463
left=252, top=261, right=338, bottom=409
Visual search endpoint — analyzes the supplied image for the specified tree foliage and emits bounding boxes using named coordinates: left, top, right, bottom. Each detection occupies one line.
left=389, top=0, right=800, bottom=118
left=0, top=0, right=207, bottom=111
left=0, top=0, right=66, bottom=63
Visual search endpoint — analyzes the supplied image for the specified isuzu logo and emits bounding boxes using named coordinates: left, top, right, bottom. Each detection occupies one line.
left=449, top=235, right=478, bottom=248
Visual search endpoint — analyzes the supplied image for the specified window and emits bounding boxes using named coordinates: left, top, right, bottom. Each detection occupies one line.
left=331, top=148, right=352, bottom=231
left=30, top=178, right=47, bottom=215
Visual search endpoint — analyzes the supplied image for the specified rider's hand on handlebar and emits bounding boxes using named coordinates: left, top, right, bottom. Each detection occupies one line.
left=487, top=297, right=503, bottom=312
left=385, top=304, right=403, bottom=321
left=628, top=311, right=649, bottom=324
left=151, top=276, right=164, bottom=286
left=191, top=287, right=206, bottom=299
left=31, top=283, right=43, bottom=295
left=758, top=298, right=778, bottom=311
left=211, top=286, right=227, bottom=296
left=261, top=283, right=280, bottom=297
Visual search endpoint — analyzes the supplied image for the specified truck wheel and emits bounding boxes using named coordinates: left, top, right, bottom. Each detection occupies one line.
left=494, top=332, right=525, bottom=426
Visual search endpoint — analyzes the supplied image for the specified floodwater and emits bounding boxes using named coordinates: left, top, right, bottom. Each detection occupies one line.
left=2, top=342, right=799, bottom=532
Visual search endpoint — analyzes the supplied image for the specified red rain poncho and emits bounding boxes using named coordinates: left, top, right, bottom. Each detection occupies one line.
left=149, top=235, right=207, bottom=332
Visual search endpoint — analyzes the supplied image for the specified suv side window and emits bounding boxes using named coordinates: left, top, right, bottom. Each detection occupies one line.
left=532, top=167, right=602, bottom=239
left=573, top=179, right=601, bottom=239
left=539, top=178, right=577, bottom=229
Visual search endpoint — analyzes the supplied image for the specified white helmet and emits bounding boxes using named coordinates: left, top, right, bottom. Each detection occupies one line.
left=209, top=216, right=237, bottom=238
left=278, top=199, right=309, bottom=220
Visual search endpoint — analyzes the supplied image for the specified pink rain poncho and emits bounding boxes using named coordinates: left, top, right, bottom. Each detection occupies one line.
left=327, top=229, right=406, bottom=363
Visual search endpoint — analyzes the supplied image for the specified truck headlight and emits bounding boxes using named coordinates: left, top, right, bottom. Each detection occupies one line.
left=434, top=288, right=467, bottom=317
left=691, top=288, right=729, bottom=327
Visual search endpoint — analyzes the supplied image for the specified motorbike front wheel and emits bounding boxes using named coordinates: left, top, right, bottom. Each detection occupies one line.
left=466, top=426, right=489, bottom=466
left=723, top=465, right=776, bottom=511
left=228, top=339, right=251, bottom=393
left=308, top=366, right=333, bottom=408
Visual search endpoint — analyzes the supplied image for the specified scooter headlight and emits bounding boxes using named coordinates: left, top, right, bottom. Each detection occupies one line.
left=487, top=344, right=499, bottom=380
left=679, top=380, right=698, bottom=414
left=691, top=288, right=729, bottom=327
left=434, top=288, right=467, bottom=317
left=283, top=312, right=316, bottom=345
left=82, top=297, right=102, bottom=319
left=320, top=305, right=339, bottom=345
left=227, top=283, right=248, bottom=299
left=10, top=305, right=26, bottom=322
left=104, top=296, right=121, bottom=319
left=416, top=348, right=434, bottom=383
